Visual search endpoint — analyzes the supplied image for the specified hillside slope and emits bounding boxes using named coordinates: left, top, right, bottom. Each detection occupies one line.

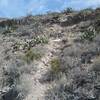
left=0, top=8, right=100, bottom=100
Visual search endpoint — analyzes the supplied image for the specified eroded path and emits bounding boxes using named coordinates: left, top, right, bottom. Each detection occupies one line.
left=24, top=37, right=64, bottom=100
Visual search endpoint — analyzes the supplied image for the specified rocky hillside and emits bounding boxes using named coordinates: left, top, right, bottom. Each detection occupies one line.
left=0, top=8, right=100, bottom=100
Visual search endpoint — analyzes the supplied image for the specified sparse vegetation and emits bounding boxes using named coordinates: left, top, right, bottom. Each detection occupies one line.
left=81, top=28, right=96, bottom=41
left=39, top=58, right=62, bottom=83
left=45, top=82, right=67, bottom=100
left=92, top=57, right=100, bottom=72
left=13, top=42, right=21, bottom=51
left=63, top=7, right=74, bottom=14
left=2, top=26, right=17, bottom=35
left=1, top=7, right=100, bottom=100
left=50, top=58, right=61, bottom=74
left=3, top=63, right=20, bottom=86
left=33, top=35, right=49, bottom=44
left=23, top=49, right=42, bottom=63
left=94, top=18, right=100, bottom=33
left=80, top=8, right=93, bottom=15
left=2, top=29, right=12, bottom=35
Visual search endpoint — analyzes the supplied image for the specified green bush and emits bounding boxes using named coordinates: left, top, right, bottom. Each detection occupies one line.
left=50, top=58, right=61, bottom=74
left=23, top=49, right=42, bottom=63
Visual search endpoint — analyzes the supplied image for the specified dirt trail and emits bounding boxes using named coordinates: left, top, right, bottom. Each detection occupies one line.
left=24, top=38, right=63, bottom=100
left=24, top=24, right=76, bottom=100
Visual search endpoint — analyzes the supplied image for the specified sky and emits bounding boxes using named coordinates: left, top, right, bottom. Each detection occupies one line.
left=0, top=0, right=100, bottom=18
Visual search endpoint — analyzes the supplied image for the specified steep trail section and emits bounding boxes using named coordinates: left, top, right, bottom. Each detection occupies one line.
left=24, top=37, right=64, bottom=100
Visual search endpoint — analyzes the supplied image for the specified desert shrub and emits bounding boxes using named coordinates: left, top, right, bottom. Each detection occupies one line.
left=50, top=58, right=61, bottom=74
left=80, top=28, right=96, bottom=41
left=1, top=63, right=20, bottom=99
left=75, top=8, right=94, bottom=21
left=23, top=49, right=42, bottom=63
left=3, top=63, right=20, bottom=86
left=22, top=36, right=48, bottom=51
left=95, top=7, right=100, bottom=11
left=39, top=58, right=62, bottom=83
left=80, top=8, right=93, bottom=15
left=62, top=7, right=74, bottom=14
left=2, top=86, right=20, bottom=100
left=81, top=53, right=91, bottom=64
left=79, top=8, right=93, bottom=18
left=94, top=19, right=100, bottom=33
left=33, top=35, right=49, bottom=44
left=2, top=26, right=17, bottom=35
left=10, top=25, right=18, bottom=31
left=13, top=42, right=21, bottom=51
left=2, top=62, right=28, bottom=100
left=45, top=69, right=95, bottom=100
left=45, top=83, right=68, bottom=100
left=92, top=57, right=100, bottom=72
left=31, top=22, right=44, bottom=34
left=2, top=29, right=12, bottom=35
left=3, top=65, right=17, bottom=87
